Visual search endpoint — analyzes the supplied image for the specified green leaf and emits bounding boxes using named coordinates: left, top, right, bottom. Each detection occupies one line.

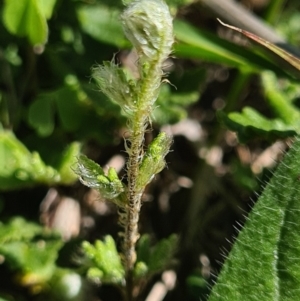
left=137, top=132, right=172, bottom=190
left=165, top=0, right=194, bottom=6
left=134, top=234, right=177, bottom=278
left=218, top=19, right=300, bottom=76
left=278, top=12, right=300, bottom=47
left=0, top=131, right=55, bottom=188
left=134, top=261, right=148, bottom=279
left=77, top=4, right=129, bottom=48
left=218, top=108, right=297, bottom=142
left=0, top=217, right=43, bottom=243
left=38, top=0, right=57, bottom=19
left=0, top=130, right=79, bottom=189
left=92, top=61, right=136, bottom=114
left=261, top=71, right=300, bottom=125
left=153, top=84, right=200, bottom=125
left=3, top=0, right=49, bottom=45
left=55, top=75, right=87, bottom=132
left=134, top=234, right=151, bottom=278
left=56, top=142, right=81, bottom=185
left=1, top=240, right=62, bottom=286
left=218, top=71, right=300, bottom=141
left=148, top=234, right=177, bottom=274
left=28, top=75, right=124, bottom=142
left=82, top=236, right=125, bottom=284
left=208, top=135, right=300, bottom=301
left=136, top=234, right=151, bottom=264
left=74, top=155, right=125, bottom=201
left=0, top=217, right=63, bottom=286
left=174, top=20, right=248, bottom=68
left=28, top=93, right=55, bottom=137
left=174, top=20, right=292, bottom=78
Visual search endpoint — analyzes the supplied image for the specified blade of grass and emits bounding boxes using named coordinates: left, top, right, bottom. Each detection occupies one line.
left=217, top=19, right=300, bottom=78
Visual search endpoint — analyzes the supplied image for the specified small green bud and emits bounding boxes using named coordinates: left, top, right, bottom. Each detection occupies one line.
left=82, top=237, right=125, bottom=284
left=137, top=132, right=172, bottom=190
left=121, top=0, right=173, bottom=64
left=107, top=167, right=119, bottom=182
left=134, top=261, right=148, bottom=278
left=86, top=267, right=104, bottom=281
left=92, top=61, right=136, bottom=114
left=82, top=241, right=94, bottom=260
left=97, top=174, right=110, bottom=185
left=148, top=131, right=172, bottom=159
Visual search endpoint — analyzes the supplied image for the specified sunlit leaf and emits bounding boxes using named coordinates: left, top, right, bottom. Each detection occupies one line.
left=0, top=217, right=63, bottom=287
left=3, top=0, right=49, bottom=45
left=38, top=0, right=57, bottom=19
left=208, top=136, right=300, bottom=301
left=56, top=142, right=81, bottom=185
left=0, top=131, right=79, bottom=189
left=218, top=70, right=300, bottom=141
left=261, top=71, right=300, bottom=124
left=77, top=4, right=129, bottom=48
left=74, top=155, right=124, bottom=201
left=218, top=108, right=297, bottom=142
left=82, top=236, right=125, bottom=284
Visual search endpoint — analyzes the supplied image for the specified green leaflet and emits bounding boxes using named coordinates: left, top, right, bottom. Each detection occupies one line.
left=0, top=217, right=63, bottom=286
left=217, top=71, right=300, bottom=142
left=137, top=132, right=172, bottom=191
left=147, top=234, right=177, bottom=274
left=0, top=131, right=79, bottom=189
left=217, top=108, right=297, bottom=142
left=261, top=71, right=300, bottom=125
left=74, top=155, right=125, bottom=203
left=28, top=75, right=124, bottom=142
left=153, top=84, right=200, bottom=125
left=92, top=61, right=136, bottom=114
left=82, top=236, right=125, bottom=285
left=135, top=234, right=177, bottom=278
left=2, top=0, right=57, bottom=45
left=77, top=4, right=129, bottom=48
left=0, top=217, right=43, bottom=243
left=173, top=20, right=291, bottom=77
left=208, top=136, right=300, bottom=301
left=28, top=93, right=55, bottom=137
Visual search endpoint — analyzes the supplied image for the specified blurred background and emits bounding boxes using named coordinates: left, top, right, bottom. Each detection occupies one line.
left=0, top=0, right=300, bottom=300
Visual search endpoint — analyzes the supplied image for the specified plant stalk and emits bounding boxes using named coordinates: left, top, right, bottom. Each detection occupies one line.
left=123, top=64, right=159, bottom=298
left=124, top=115, right=146, bottom=291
